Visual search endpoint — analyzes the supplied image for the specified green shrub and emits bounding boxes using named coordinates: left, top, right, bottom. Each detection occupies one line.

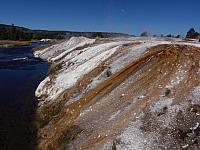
left=92, top=32, right=103, bottom=38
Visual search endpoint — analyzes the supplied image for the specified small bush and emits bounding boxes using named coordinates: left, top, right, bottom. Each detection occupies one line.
left=92, top=32, right=103, bottom=38
left=186, top=28, right=199, bottom=39
left=140, top=31, right=149, bottom=37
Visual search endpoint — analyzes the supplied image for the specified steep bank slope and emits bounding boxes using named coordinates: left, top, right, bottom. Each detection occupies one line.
left=35, top=37, right=200, bottom=150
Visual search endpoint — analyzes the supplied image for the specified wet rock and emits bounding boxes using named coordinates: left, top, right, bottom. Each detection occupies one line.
left=165, top=88, right=171, bottom=97
left=106, top=70, right=112, bottom=77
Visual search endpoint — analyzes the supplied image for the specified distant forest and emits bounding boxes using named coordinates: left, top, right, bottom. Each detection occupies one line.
left=1, top=24, right=199, bottom=41
left=0, top=24, right=67, bottom=41
left=0, top=24, right=129, bottom=41
left=0, top=24, right=33, bottom=40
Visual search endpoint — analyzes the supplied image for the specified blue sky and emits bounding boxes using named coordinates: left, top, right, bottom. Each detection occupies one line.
left=0, top=0, right=199, bottom=35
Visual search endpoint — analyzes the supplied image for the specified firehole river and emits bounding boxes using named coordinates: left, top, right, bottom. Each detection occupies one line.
left=0, top=43, right=49, bottom=150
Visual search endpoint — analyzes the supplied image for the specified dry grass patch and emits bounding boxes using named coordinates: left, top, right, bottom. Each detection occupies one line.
left=32, top=45, right=50, bottom=51
left=0, top=40, right=32, bottom=47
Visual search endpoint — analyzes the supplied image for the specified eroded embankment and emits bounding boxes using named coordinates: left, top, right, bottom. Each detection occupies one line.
left=35, top=39, right=200, bottom=150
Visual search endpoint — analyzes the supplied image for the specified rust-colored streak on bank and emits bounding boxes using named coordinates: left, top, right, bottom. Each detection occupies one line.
left=37, top=44, right=200, bottom=150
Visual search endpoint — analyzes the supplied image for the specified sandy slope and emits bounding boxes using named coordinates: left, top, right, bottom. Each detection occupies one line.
left=34, top=37, right=200, bottom=150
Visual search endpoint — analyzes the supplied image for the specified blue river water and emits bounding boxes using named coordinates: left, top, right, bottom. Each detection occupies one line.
left=0, top=43, right=49, bottom=150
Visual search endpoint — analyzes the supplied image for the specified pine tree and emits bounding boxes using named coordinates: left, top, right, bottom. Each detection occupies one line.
left=186, top=28, right=199, bottom=39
